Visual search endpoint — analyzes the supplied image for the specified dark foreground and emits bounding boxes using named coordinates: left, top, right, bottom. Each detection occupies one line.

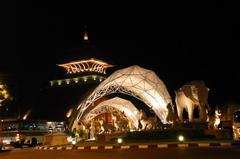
left=1, top=146, right=240, bottom=159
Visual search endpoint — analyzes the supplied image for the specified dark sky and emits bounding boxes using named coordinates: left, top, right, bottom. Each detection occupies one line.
left=1, top=1, right=240, bottom=119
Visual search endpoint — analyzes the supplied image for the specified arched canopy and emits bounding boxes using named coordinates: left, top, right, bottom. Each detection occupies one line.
left=71, top=65, right=172, bottom=129
left=82, top=97, right=139, bottom=128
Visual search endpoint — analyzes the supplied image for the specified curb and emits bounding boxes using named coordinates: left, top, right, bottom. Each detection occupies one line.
left=35, top=142, right=240, bottom=150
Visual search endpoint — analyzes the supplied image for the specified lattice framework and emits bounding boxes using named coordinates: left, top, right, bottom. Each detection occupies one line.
left=71, top=65, right=172, bottom=129
left=83, top=97, right=139, bottom=128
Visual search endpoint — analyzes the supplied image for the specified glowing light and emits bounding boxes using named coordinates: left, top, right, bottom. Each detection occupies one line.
left=72, top=138, right=76, bottom=145
left=57, top=80, right=62, bottom=85
left=117, top=138, right=123, bottom=144
left=178, top=135, right=184, bottom=142
left=57, top=58, right=113, bottom=74
left=66, top=108, right=73, bottom=118
left=83, top=31, right=88, bottom=41
left=22, top=112, right=30, bottom=120
left=66, top=79, right=70, bottom=84
left=74, top=78, right=79, bottom=83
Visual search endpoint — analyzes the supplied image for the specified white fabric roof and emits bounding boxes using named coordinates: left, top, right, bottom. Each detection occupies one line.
left=72, top=65, right=172, bottom=129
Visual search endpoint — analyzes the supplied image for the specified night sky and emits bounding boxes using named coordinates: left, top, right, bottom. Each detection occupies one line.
left=1, top=1, right=240, bottom=120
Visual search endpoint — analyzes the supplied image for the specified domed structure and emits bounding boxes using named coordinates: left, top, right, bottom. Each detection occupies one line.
left=70, top=65, right=172, bottom=129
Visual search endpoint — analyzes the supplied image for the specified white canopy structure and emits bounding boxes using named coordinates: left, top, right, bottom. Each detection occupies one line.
left=71, top=65, right=172, bottom=129
left=83, top=97, right=140, bottom=128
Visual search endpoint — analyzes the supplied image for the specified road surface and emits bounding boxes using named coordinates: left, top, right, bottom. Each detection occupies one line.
left=1, top=146, right=240, bottom=159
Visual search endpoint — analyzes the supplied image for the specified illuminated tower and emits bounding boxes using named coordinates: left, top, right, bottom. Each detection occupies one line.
left=49, top=28, right=114, bottom=87
left=32, top=27, right=115, bottom=121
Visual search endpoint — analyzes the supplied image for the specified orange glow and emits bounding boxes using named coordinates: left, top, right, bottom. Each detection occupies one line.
left=23, top=110, right=31, bottom=120
left=23, top=114, right=28, bottom=120
left=66, top=108, right=73, bottom=118
left=57, top=58, right=113, bottom=74
left=83, top=31, right=88, bottom=41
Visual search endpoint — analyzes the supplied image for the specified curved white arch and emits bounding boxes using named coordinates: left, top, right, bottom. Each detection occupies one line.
left=83, top=97, right=139, bottom=128
left=71, top=65, right=172, bottom=129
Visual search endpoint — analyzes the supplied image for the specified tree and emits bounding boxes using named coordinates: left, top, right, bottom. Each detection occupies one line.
left=0, top=82, right=12, bottom=107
